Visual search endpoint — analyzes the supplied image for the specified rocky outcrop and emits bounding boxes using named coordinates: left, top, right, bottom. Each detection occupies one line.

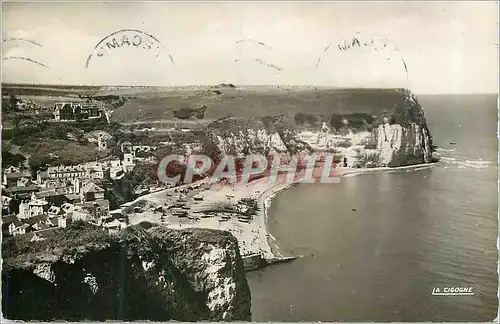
left=205, top=89, right=433, bottom=167
left=2, top=222, right=251, bottom=321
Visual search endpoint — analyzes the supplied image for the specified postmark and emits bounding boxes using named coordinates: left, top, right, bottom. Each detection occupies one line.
left=2, top=38, right=50, bottom=69
left=3, top=37, right=43, bottom=48
left=234, top=39, right=283, bottom=72
left=84, top=29, right=174, bottom=68
left=315, top=32, right=409, bottom=88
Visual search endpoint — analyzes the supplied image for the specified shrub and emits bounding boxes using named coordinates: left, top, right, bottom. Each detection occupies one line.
left=2, top=150, right=26, bottom=168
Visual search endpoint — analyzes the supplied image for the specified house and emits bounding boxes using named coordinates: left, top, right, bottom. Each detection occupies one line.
left=69, top=207, right=92, bottom=222
left=32, top=189, right=68, bottom=206
left=95, top=199, right=111, bottom=221
left=16, top=176, right=33, bottom=187
left=2, top=215, right=23, bottom=236
left=46, top=165, right=87, bottom=180
left=53, top=101, right=103, bottom=121
left=4, top=166, right=20, bottom=174
left=109, top=160, right=121, bottom=168
left=13, top=224, right=31, bottom=236
left=64, top=193, right=81, bottom=203
left=109, top=158, right=125, bottom=179
left=18, top=199, right=49, bottom=219
left=84, top=131, right=113, bottom=151
left=76, top=199, right=110, bottom=223
left=97, top=133, right=108, bottom=151
left=36, top=170, right=50, bottom=184
left=86, top=165, right=105, bottom=180
left=60, top=202, right=76, bottom=215
left=132, top=145, right=157, bottom=158
left=122, top=153, right=135, bottom=172
left=103, top=219, right=126, bottom=233
left=47, top=206, right=62, bottom=217
left=80, top=182, right=105, bottom=202
left=39, top=178, right=75, bottom=191
left=4, top=185, right=40, bottom=202
left=3, top=170, right=32, bottom=187
left=2, top=196, right=13, bottom=214
left=58, top=215, right=68, bottom=228
left=120, top=141, right=133, bottom=153
left=25, top=214, right=52, bottom=231
left=110, top=168, right=125, bottom=180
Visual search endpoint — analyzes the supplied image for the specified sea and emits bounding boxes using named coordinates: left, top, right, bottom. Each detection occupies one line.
left=247, top=94, right=499, bottom=321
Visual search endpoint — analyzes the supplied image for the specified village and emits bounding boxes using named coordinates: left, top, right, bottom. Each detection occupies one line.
left=1, top=95, right=158, bottom=241
left=1, top=89, right=357, bottom=261
left=1, top=95, right=267, bottom=255
left=2, top=145, right=144, bottom=240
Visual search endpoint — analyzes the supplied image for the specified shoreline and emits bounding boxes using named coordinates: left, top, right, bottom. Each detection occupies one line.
left=254, top=161, right=437, bottom=262
left=123, top=162, right=437, bottom=268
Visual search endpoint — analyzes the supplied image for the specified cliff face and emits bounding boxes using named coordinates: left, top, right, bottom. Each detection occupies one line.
left=2, top=222, right=251, bottom=321
left=206, top=89, right=433, bottom=167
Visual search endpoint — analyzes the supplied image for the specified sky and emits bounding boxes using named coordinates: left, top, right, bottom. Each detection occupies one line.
left=1, top=1, right=498, bottom=94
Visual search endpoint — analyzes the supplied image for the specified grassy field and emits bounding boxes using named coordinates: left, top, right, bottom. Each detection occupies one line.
left=110, top=87, right=405, bottom=122
left=2, top=84, right=408, bottom=123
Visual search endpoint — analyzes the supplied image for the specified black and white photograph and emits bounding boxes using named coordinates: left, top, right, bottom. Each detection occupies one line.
left=1, top=1, right=498, bottom=322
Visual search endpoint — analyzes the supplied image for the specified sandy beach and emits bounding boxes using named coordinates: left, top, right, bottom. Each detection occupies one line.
left=124, top=162, right=437, bottom=260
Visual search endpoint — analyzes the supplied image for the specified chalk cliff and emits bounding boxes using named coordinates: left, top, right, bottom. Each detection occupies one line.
left=206, top=89, right=433, bottom=167
left=2, top=222, right=251, bottom=321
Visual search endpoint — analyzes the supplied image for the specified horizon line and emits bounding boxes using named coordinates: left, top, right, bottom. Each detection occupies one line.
left=1, top=82, right=497, bottom=96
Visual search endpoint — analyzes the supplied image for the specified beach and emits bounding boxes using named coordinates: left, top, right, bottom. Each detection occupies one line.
left=123, top=163, right=436, bottom=263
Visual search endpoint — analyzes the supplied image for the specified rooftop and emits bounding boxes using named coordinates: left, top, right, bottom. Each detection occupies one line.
left=81, top=182, right=105, bottom=194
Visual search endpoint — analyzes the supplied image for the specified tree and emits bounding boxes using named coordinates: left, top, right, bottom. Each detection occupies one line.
left=74, top=106, right=82, bottom=122
left=12, top=114, right=22, bottom=129
left=1, top=150, right=26, bottom=168
left=294, top=112, right=307, bottom=125
left=9, top=94, right=18, bottom=112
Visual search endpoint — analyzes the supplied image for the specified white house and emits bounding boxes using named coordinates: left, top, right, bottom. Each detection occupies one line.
left=18, top=199, right=48, bottom=219
left=58, top=215, right=67, bottom=228
left=123, top=153, right=135, bottom=172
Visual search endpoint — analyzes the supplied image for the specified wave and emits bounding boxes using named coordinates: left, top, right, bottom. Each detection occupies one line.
left=435, top=148, right=457, bottom=152
left=436, top=153, right=496, bottom=170
left=464, top=159, right=494, bottom=165
left=439, top=158, right=494, bottom=169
